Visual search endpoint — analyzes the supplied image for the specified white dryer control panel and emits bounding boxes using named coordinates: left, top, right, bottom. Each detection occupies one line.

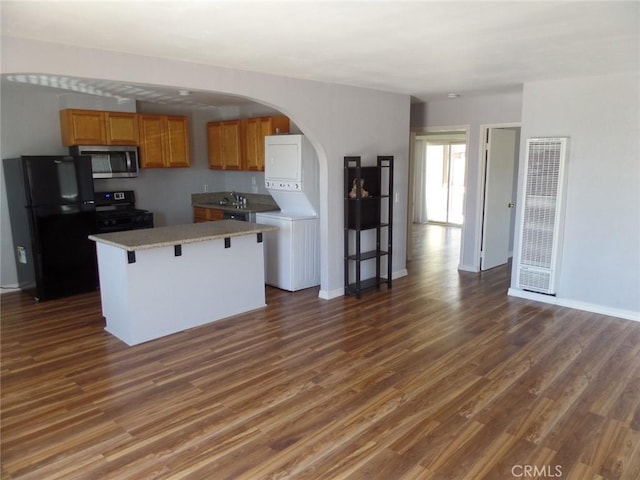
left=265, top=180, right=301, bottom=191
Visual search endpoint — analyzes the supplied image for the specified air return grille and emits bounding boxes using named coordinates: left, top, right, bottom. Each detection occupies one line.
left=516, top=138, right=568, bottom=294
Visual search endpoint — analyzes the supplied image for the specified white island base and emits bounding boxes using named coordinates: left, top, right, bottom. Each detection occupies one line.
left=91, top=221, right=274, bottom=346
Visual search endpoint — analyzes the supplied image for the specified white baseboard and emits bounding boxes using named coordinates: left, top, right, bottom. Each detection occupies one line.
left=0, top=285, right=20, bottom=294
left=392, top=268, right=408, bottom=280
left=458, top=263, right=479, bottom=273
left=318, top=288, right=343, bottom=300
left=507, top=288, right=640, bottom=322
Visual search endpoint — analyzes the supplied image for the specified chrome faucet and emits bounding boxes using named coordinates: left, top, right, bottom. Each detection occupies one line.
left=231, top=191, right=244, bottom=204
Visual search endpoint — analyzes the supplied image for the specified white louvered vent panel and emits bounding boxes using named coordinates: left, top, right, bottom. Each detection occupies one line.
left=516, top=138, right=568, bottom=295
left=519, top=267, right=552, bottom=293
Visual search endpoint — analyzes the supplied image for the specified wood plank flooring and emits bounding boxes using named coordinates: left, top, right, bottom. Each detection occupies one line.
left=2, top=224, right=639, bottom=479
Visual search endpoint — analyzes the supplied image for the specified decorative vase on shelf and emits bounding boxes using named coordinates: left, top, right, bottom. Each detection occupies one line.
left=348, top=178, right=368, bottom=198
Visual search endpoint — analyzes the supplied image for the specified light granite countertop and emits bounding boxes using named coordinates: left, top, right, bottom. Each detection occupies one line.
left=89, top=220, right=278, bottom=252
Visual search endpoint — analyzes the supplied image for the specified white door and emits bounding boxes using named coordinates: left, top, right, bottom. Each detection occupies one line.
left=481, top=128, right=518, bottom=270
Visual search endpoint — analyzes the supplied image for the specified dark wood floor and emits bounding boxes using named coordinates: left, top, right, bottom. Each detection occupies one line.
left=2, top=224, right=639, bottom=479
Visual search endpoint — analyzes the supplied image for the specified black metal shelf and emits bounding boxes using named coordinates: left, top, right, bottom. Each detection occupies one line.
left=346, top=277, right=389, bottom=295
left=344, top=155, right=393, bottom=298
left=346, top=196, right=384, bottom=201
left=347, top=249, right=389, bottom=261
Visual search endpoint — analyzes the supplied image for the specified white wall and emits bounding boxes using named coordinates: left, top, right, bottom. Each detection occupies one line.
left=410, top=91, right=523, bottom=271
left=511, top=73, right=640, bottom=318
left=1, top=37, right=411, bottom=298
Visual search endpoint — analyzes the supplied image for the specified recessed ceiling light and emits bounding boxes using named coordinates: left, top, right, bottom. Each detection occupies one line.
left=447, top=93, right=459, bottom=99
left=178, top=89, right=191, bottom=96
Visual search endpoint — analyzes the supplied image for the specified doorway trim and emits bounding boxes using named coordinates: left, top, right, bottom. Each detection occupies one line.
left=477, top=122, right=521, bottom=271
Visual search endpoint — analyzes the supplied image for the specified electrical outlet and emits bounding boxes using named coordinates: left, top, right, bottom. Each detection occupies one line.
left=204, top=184, right=209, bottom=192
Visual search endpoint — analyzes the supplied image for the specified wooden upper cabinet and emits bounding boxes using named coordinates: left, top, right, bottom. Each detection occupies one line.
left=60, top=109, right=106, bottom=145
left=165, top=116, right=190, bottom=167
left=138, top=115, right=166, bottom=168
left=104, top=112, right=139, bottom=145
left=61, top=109, right=141, bottom=146
left=222, top=122, right=242, bottom=170
left=138, top=114, right=190, bottom=168
left=208, top=115, right=289, bottom=171
left=244, top=115, right=289, bottom=171
left=207, top=122, right=224, bottom=169
left=244, top=119, right=260, bottom=171
left=207, top=120, right=242, bottom=170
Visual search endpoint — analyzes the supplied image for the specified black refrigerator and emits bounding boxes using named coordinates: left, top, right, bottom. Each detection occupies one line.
left=3, top=155, right=98, bottom=301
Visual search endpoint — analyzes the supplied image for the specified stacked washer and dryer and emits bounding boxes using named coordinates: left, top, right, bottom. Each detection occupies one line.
left=256, top=134, right=321, bottom=291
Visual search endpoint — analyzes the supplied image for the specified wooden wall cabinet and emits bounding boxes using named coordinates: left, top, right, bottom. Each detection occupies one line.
left=60, top=109, right=139, bottom=146
left=164, top=116, right=191, bottom=168
left=207, top=120, right=242, bottom=170
left=208, top=115, right=289, bottom=171
left=138, top=114, right=190, bottom=168
left=193, top=206, right=224, bottom=223
left=137, top=115, right=165, bottom=168
left=60, top=109, right=107, bottom=146
left=244, top=115, right=290, bottom=171
left=105, top=112, right=139, bottom=145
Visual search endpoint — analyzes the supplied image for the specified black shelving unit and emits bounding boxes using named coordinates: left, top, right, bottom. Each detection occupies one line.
left=344, top=155, right=393, bottom=298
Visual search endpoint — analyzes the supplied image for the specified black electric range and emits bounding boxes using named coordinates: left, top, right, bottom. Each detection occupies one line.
left=95, top=190, right=154, bottom=233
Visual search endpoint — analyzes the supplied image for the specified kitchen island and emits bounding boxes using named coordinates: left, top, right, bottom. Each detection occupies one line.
left=89, top=220, right=278, bottom=346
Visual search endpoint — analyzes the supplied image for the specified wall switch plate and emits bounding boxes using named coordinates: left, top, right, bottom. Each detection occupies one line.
left=17, top=246, right=26, bottom=264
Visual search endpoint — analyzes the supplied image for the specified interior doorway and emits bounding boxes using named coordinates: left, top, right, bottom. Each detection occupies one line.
left=413, top=130, right=467, bottom=227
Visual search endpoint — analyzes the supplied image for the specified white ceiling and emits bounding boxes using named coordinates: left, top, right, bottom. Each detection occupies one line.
left=1, top=1, right=638, bottom=108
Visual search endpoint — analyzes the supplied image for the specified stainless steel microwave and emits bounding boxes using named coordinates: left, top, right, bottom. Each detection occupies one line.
left=69, top=145, right=139, bottom=179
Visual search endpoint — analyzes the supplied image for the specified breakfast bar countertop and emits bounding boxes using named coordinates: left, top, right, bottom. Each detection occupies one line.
left=89, top=219, right=278, bottom=252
